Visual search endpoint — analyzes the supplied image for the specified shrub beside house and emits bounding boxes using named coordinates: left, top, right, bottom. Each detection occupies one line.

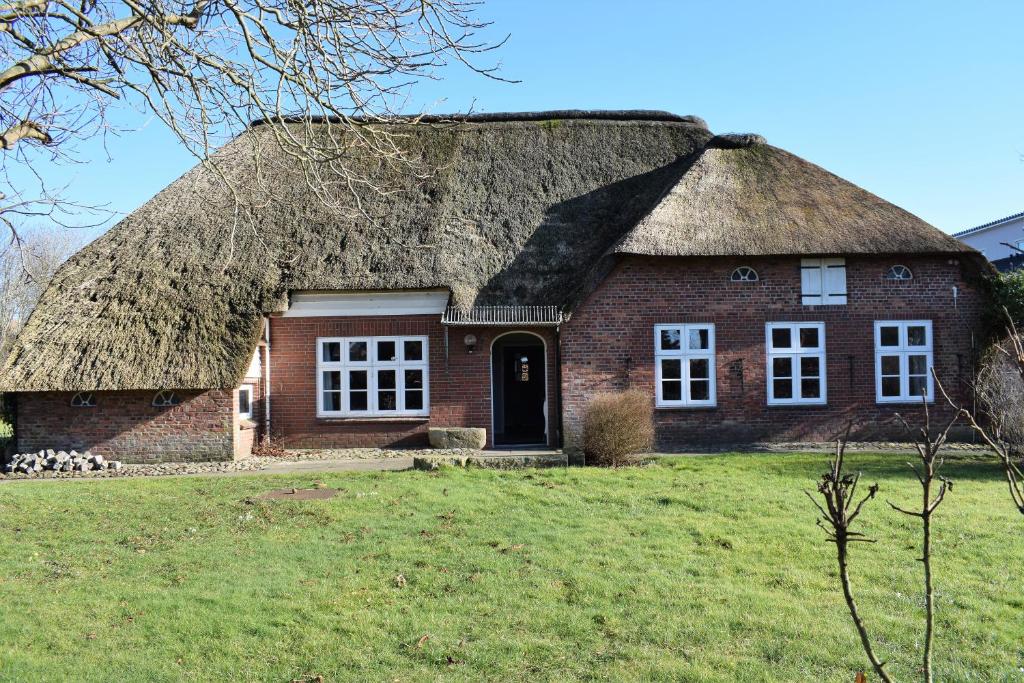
left=0, top=111, right=990, bottom=463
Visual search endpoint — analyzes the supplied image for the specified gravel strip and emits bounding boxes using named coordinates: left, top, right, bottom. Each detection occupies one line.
left=0, top=448, right=480, bottom=481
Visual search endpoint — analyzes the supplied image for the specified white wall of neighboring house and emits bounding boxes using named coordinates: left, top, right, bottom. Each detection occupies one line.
left=955, top=212, right=1024, bottom=261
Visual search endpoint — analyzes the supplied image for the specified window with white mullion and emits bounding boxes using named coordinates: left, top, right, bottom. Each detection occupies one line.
left=654, top=324, right=716, bottom=407
left=766, top=322, right=827, bottom=405
left=875, top=321, right=933, bottom=403
left=317, top=335, right=429, bottom=417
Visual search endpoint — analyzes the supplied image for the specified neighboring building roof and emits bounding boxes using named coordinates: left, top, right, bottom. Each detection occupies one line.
left=954, top=210, right=1024, bottom=238
left=0, top=111, right=980, bottom=392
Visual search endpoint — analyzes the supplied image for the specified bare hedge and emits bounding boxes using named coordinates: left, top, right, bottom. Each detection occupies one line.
left=582, top=389, right=655, bottom=466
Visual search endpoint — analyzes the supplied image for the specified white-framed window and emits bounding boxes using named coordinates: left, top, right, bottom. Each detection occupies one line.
left=766, top=322, right=826, bottom=405
left=875, top=321, right=933, bottom=403
left=801, top=258, right=847, bottom=305
left=730, top=266, right=759, bottom=282
left=654, top=324, right=716, bottom=407
left=152, top=390, right=181, bottom=407
left=70, top=392, right=96, bottom=407
left=238, top=385, right=254, bottom=420
left=884, top=264, right=913, bottom=281
left=316, top=336, right=429, bottom=417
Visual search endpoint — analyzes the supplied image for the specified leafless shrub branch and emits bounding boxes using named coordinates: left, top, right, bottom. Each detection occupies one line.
left=806, top=424, right=893, bottom=682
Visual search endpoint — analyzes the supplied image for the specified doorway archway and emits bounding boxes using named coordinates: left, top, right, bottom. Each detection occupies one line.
left=490, top=332, right=547, bottom=446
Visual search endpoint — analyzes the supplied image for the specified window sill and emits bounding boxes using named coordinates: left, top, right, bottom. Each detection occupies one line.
left=316, top=416, right=430, bottom=424
left=876, top=399, right=935, bottom=405
left=655, top=405, right=718, bottom=411
left=240, top=418, right=256, bottom=430
left=766, top=402, right=828, bottom=408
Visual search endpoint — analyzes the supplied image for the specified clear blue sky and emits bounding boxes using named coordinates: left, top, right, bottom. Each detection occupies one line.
left=32, top=0, right=1024, bottom=238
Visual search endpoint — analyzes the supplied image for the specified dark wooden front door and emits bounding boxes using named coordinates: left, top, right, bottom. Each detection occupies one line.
left=493, top=340, right=546, bottom=446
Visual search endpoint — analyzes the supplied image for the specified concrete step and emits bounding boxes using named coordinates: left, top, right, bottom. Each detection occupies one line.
left=413, top=451, right=567, bottom=470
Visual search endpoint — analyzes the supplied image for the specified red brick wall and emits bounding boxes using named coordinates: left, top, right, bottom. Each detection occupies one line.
left=268, top=315, right=558, bottom=449
left=561, top=255, right=985, bottom=456
left=16, top=390, right=236, bottom=462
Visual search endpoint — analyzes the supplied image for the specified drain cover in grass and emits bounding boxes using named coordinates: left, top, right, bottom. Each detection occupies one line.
left=258, top=487, right=338, bottom=500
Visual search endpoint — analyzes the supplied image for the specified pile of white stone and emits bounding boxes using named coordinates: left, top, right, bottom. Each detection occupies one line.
left=4, top=449, right=122, bottom=474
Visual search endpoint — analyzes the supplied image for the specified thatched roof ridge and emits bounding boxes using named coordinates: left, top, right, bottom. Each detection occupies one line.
left=254, top=109, right=709, bottom=127
left=0, top=113, right=977, bottom=392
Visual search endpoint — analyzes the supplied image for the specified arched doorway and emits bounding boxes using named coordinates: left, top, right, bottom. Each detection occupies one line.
left=491, top=332, right=547, bottom=446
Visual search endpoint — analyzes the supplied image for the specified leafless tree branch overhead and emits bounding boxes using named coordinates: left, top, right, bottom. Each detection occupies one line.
left=0, top=0, right=510, bottom=244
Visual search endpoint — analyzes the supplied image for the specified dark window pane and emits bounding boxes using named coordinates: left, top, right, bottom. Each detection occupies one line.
left=688, top=328, right=709, bottom=351
left=349, top=370, right=367, bottom=390
left=662, top=381, right=682, bottom=401
left=660, top=329, right=681, bottom=351
left=239, top=391, right=251, bottom=414
left=773, top=357, right=792, bottom=378
left=661, top=358, right=682, bottom=379
left=378, top=391, right=397, bottom=411
left=799, top=327, right=819, bottom=349
left=377, top=341, right=397, bottom=362
left=800, top=356, right=820, bottom=377
left=403, top=340, right=423, bottom=361
left=322, top=342, right=340, bottom=363
left=405, top=390, right=423, bottom=410
left=348, top=341, right=368, bottom=362
left=907, top=326, right=927, bottom=347
left=349, top=391, right=368, bottom=411
left=908, top=355, right=928, bottom=375
left=773, top=379, right=793, bottom=399
left=909, top=376, right=928, bottom=397
left=880, top=356, right=900, bottom=375
left=377, top=369, right=396, bottom=390
left=801, top=378, right=821, bottom=399
left=689, top=358, right=709, bottom=379
left=323, top=392, right=341, bottom=411
left=881, top=377, right=901, bottom=397
left=323, top=371, right=341, bottom=391
left=880, top=326, right=899, bottom=347
left=772, top=328, right=792, bottom=349
left=690, top=380, right=710, bottom=401
left=404, top=369, right=423, bottom=389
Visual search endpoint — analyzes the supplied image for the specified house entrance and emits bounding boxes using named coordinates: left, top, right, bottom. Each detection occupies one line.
left=491, top=332, right=547, bottom=446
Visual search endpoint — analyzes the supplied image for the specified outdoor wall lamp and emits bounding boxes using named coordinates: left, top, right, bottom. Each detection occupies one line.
left=464, top=334, right=477, bottom=354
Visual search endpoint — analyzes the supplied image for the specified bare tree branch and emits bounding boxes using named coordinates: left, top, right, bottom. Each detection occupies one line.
left=0, top=0, right=512, bottom=243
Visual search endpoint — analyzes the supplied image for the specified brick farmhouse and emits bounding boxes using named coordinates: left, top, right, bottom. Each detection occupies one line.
left=0, top=111, right=990, bottom=463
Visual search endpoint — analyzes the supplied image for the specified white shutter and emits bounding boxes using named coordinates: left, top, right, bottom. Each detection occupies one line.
left=801, top=259, right=823, bottom=305
left=823, top=259, right=847, bottom=304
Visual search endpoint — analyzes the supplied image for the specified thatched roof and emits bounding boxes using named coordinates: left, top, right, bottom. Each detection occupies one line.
left=614, top=135, right=974, bottom=257
left=0, top=112, right=977, bottom=392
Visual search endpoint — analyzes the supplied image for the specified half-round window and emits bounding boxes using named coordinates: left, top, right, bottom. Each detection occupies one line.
left=730, top=266, right=759, bottom=282
left=885, top=265, right=913, bottom=281
left=70, top=392, right=96, bottom=407
left=152, top=390, right=181, bottom=407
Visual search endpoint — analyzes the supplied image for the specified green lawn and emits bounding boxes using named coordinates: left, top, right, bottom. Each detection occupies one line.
left=1, top=454, right=1022, bottom=682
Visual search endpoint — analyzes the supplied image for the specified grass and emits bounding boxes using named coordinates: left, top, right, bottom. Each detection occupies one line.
left=1, top=453, right=1022, bottom=682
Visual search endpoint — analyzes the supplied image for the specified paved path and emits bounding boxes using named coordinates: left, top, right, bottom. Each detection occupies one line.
left=239, top=457, right=414, bottom=476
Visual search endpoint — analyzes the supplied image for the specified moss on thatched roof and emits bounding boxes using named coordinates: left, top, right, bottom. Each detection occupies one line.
left=0, top=112, right=977, bottom=392
left=614, top=138, right=973, bottom=257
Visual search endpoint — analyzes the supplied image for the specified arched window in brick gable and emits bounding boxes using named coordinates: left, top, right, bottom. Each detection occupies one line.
left=730, top=266, right=759, bottom=282
left=152, top=390, right=182, bottom=407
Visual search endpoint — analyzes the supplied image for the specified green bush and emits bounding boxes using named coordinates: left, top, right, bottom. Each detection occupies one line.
left=988, top=269, right=1024, bottom=331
